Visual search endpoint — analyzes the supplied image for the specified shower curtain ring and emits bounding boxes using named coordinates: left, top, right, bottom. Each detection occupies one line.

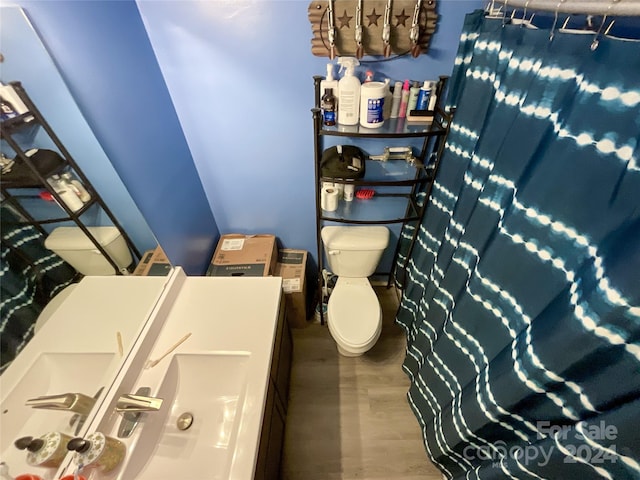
left=549, top=0, right=565, bottom=41
left=501, top=0, right=509, bottom=27
left=591, top=0, right=619, bottom=51
left=520, top=0, right=531, bottom=26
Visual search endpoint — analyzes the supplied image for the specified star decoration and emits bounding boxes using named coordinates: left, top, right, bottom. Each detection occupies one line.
left=338, top=10, right=353, bottom=29
left=367, top=8, right=382, bottom=27
left=395, top=9, right=410, bottom=27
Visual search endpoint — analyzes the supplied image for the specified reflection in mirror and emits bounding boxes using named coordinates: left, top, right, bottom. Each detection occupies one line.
left=0, top=6, right=170, bottom=373
left=0, top=274, right=173, bottom=477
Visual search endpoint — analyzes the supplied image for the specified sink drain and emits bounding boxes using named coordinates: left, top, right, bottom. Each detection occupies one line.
left=177, top=412, right=194, bottom=431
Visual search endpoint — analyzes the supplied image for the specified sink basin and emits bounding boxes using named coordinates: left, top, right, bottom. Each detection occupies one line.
left=118, top=353, right=250, bottom=480
left=0, top=352, right=115, bottom=472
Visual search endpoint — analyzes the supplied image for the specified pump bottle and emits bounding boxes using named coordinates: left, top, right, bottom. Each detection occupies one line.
left=337, top=57, right=361, bottom=126
left=320, top=63, right=339, bottom=111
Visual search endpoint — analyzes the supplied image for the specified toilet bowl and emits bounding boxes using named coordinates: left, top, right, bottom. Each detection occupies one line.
left=327, top=277, right=382, bottom=357
left=321, top=226, right=389, bottom=357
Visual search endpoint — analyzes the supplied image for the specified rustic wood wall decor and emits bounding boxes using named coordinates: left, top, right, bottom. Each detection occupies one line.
left=309, top=0, right=438, bottom=58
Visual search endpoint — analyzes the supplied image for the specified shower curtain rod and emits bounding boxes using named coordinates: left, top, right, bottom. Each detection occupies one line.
left=490, top=0, right=640, bottom=16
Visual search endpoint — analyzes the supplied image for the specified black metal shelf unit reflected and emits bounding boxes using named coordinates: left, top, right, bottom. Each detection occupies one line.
left=1, top=81, right=142, bottom=274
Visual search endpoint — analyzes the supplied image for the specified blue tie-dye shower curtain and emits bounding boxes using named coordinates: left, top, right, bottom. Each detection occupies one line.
left=396, top=10, right=640, bottom=480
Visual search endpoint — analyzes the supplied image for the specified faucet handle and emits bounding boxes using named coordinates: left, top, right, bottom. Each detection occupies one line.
left=116, top=394, right=163, bottom=413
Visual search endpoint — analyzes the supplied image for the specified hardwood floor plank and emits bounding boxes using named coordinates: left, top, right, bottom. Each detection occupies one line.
left=282, top=287, right=442, bottom=480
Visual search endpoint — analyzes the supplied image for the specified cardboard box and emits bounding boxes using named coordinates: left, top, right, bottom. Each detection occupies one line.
left=207, top=234, right=277, bottom=277
left=275, top=249, right=309, bottom=328
left=133, top=246, right=172, bottom=276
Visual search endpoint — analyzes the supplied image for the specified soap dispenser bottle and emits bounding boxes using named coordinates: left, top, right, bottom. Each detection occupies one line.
left=337, top=57, right=361, bottom=125
left=67, top=432, right=125, bottom=473
left=14, top=432, right=72, bottom=468
left=320, top=63, right=339, bottom=111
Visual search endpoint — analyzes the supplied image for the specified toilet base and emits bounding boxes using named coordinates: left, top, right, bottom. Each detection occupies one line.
left=336, top=344, right=364, bottom=357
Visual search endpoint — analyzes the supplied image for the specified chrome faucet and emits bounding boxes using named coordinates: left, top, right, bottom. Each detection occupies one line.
left=116, top=387, right=163, bottom=438
left=25, top=393, right=96, bottom=416
left=116, top=393, right=163, bottom=413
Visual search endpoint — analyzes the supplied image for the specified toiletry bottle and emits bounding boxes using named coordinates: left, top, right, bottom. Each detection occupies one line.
left=364, top=70, right=374, bottom=83
left=47, top=174, right=84, bottom=212
left=0, top=83, right=32, bottom=121
left=337, top=57, right=361, bottom=126
left=61, top=172, right=91, bottom=203
left=320, top=63, right=339, bottom=112
left=416, top=81, right=432, bottom=111
left=427, top=81, right=438, bottom=110
left=322, top=88, right=337, bottom=126
left=390, top=81, right=402, bottom=118
left=407, top=81, right=420, bottom=114
left=398, top=80, right=410, bottom=118
left=67, top=433, right=126, bottom=473
left=382, top=78, right=392, bottom=120
left=15, top=432, right=72, bottom=468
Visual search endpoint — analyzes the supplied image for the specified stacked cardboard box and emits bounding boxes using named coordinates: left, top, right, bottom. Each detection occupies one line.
left=275, top=249, right=310, bottom=328
left=133, top=246, right=172, bottom=276
left=207, top=234, right=278, bottom=277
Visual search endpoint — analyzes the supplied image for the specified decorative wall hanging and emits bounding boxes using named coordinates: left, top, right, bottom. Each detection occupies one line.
left=308, top=0, right=438, bottom=58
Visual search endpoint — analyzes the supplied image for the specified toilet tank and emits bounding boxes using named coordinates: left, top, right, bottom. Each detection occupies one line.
left=44, top=226, right=133, bottom=275
left=321, top=226, right=389, bottom=277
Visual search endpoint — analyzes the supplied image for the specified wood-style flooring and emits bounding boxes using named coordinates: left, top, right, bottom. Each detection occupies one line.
left=282, top=286, right=443, bottom=480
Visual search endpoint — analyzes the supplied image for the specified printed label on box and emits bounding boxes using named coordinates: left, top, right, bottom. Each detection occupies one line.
left=282, top=278, right=301, bottom=293
left=221, top=238, right=245, bottom=251
left=279, top=251, right=304, bottom=264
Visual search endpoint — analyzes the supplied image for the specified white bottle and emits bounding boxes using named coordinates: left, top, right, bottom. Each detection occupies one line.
left=427, top=81, right=439, bottom=110
left=337, top=57, right=361, bottom=126
left=0, top=82, right=33, bottom=121
left=62, top=172, right=91, bottom=203
left=320, top=63, right=339, bottom=110
left=390, top=81, right=402, bottom=118
left=47, top=174, right=84, bottom=212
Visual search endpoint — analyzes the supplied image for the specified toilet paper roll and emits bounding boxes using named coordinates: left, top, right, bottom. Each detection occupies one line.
left=343, top=184, right=355, bottom=202
left=321, top=187, right=339, bottom=212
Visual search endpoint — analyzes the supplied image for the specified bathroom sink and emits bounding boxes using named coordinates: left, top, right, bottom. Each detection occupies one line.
left=0, top=352, right=114, bottom=469
left=117, top=353, right=251, bottom=480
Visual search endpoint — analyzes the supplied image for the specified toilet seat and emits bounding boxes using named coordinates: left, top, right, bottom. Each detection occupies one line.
left=327, top=278, right=381, bottom=352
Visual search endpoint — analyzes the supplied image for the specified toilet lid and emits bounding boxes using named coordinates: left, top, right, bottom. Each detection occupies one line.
left=328, top=284, right=380, bottom=347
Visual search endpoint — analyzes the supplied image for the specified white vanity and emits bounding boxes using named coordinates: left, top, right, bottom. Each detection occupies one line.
left=0, top=268, right=292, bottom=480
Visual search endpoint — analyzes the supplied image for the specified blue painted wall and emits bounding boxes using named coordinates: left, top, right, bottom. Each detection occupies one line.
left=137, top=0, right=482, bottom=269
left=6, top=0, right=481, bottom=273
left=8, top=1, right=219, bottom=275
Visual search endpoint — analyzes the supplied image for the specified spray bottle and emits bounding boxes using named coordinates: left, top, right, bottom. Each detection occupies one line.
left=337, top=57, right=361, bottom=126
left=320, top=63, right=339, bottom=111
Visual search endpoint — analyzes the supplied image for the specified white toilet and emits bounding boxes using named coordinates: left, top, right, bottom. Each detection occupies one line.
left=44, top=226, right=133, bottom=276
left=35, top=226, right=134, bottom=333
left=321, top=226, right=390, bottom=357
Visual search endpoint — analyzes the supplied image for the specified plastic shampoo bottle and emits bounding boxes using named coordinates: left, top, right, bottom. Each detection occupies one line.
left=337, top=57, right=361, bottom=125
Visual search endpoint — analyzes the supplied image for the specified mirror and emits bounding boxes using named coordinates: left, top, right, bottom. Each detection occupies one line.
left=0, top=6, right=171, bottom=372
